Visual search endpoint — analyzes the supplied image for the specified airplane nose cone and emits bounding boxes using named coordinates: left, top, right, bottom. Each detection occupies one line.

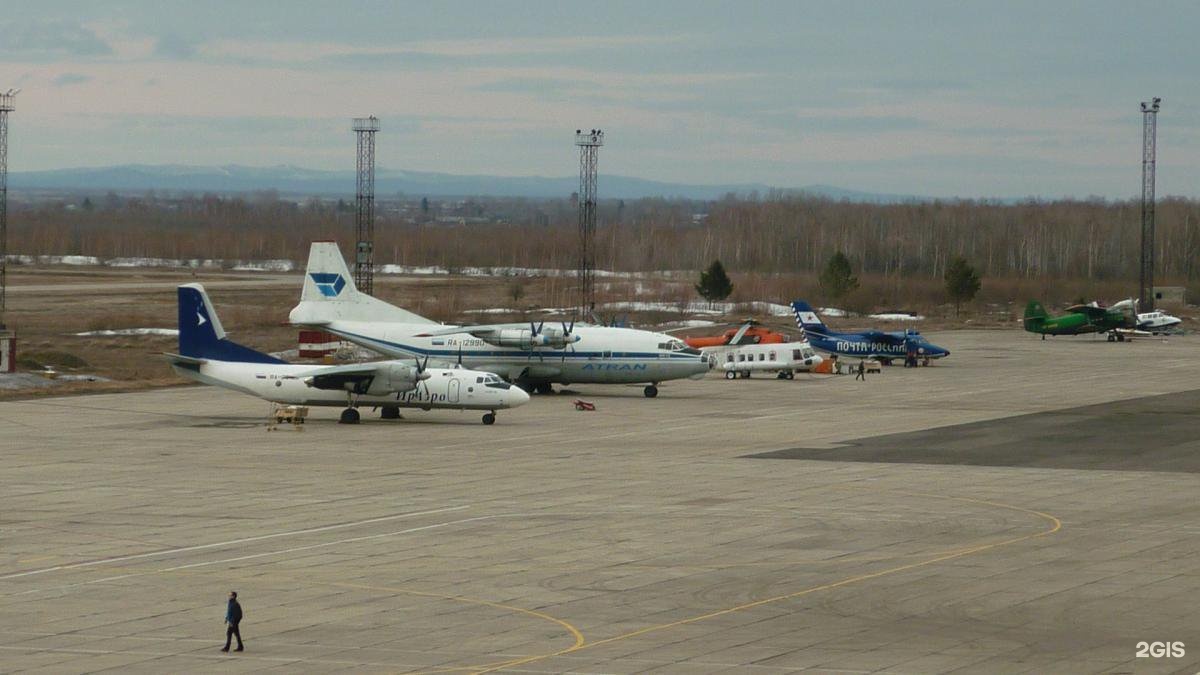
left=506, top=386, right=531, bottom=408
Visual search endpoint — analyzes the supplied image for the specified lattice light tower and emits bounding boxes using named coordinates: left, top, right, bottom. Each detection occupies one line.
left=575, top=129, right=603, bottom=318
left=0, top=88, right=17, bottom=331
left=1139, top=97, right=1161, bottom=311
left=353, top=116, right=379, bottom=295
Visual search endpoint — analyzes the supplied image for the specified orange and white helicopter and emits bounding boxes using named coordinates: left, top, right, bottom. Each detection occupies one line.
left=679, top=320, right=822, bottom=379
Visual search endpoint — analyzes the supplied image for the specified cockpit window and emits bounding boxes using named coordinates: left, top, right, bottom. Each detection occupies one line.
left=658, top=339, right=701, bottom=356
left=485, top=382, right=511, bottom=390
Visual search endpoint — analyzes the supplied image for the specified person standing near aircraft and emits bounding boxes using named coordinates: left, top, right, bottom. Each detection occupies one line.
left=855, top=360, right=866, bottom=381
left=222, top=591, right=244, bottom=652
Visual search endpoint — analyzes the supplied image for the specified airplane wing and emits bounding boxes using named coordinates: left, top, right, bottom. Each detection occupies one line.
left=1066, top=304, right=1110, bottom=320
left=860, top=330, right=906, bottom=344
left=293, top=361, right=425, bottom=393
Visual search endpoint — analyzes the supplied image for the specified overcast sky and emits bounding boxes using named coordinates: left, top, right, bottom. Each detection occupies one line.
left=3, top=0, right=1198, bottom=198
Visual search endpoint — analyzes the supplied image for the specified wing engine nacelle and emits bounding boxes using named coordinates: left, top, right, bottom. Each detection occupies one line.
left=483, top=328, right=539, bottom=349
left=305, top=361, right=431, bottom=396
left=363, top=362, right=428, bottom=396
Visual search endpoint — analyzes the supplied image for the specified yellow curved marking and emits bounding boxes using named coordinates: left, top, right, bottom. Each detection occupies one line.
left=472, top=491, right=1061, bottom=674
left=323, top=580, right=585, bottom=675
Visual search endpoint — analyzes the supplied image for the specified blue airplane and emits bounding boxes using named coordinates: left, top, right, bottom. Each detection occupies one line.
left=791, top=301, right=950, bottom=363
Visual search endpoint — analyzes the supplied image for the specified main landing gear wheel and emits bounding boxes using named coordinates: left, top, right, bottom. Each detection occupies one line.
left=339, top=408, right=361, bottom=424
left=785, top=371, right=795, bottom=380
left=482, top=412, right=496, bottom=425
left=535, top=382, right=554, bottom=395
left=380, top=406, right=401, bottom=419
left=643, top=384, right=659, bottom=398
left=776, top=372, right=787, bottom=379
left=725, top=370, right=737, bottom=380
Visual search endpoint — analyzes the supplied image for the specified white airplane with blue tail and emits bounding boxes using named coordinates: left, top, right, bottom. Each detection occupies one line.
left=166, top=284, right=529, bottom=424
left=288, top=242, right=711, bottom=397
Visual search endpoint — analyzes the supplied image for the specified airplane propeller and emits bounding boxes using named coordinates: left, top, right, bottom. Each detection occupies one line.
left=412, top=354, right=432, bottom=397
left=560, top=320, right=577, bottom=362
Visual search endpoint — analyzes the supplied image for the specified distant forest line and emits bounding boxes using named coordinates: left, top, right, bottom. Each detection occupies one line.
left=9, top=193, right=1200, bottom=299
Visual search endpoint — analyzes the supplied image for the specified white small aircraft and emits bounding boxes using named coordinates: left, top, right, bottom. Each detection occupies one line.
left=710, top=342, right=823, bottom=379
left=1111, top=299, right=1183, bottom=334
left=166, top=284, right=529, bottom=424
left=288, top=242, right=711, bottom=397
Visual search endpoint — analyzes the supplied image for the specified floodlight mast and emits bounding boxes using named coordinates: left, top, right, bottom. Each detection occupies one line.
left=0, top=89, right=17, bottom=330
left=1139, top=97, right=1160, bottom=311
left=353, top=116, right=379, bottom=295
left=575, top=129, right=603, bottom=319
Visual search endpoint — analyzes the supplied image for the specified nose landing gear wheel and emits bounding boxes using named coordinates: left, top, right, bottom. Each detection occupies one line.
left=643, top=384, right=659, bottom=398
left=482, top=412, right=496, bottom=425
left=724, top=370, right=737, bottom=380
left=339, top=408, right=361, bottom=424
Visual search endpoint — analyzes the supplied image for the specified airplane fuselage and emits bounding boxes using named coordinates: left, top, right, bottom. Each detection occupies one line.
left=804, top=331, right=949, bottom=360
left=172, top=360, right=528, bottom=411
left=312, top=321, right=711, bottom=385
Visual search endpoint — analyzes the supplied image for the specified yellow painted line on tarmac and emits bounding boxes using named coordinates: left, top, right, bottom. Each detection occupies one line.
left=322, top=580, right=585, bottom=675
left=469, top=490, right=1062, bottom=674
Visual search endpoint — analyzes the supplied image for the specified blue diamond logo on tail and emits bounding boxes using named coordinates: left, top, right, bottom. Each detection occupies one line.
left=310, top=273, right=347, bottom=297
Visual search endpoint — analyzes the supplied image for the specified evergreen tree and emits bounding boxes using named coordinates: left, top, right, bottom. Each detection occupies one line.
left=944, top=256, right=982, bottom=315
left=819, top=251, right=858, bottom=300
left=695, top=259, right=734, bottom=304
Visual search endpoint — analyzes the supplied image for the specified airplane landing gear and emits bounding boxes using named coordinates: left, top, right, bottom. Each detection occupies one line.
left=535, top=382, right=554, bottom=395
left=339, top=408, right=361, bottom=424
left=380, top=405, right=401, bottom=419
left=482, top=412, right=496, bottom=425
left=725, top=370, right=737, bottom=380
left=643, top=384, right=659, bottom=398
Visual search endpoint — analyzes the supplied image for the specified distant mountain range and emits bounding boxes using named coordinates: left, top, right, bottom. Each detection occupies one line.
left=9, top=164, right=921, bottom=203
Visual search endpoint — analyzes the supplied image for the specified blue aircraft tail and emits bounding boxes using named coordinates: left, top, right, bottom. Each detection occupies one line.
left=791, top=301, right=831, bottom=335
left=177, top=284, right=285, bottom=364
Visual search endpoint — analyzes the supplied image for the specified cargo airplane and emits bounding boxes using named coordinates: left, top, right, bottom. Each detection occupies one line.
left=791, top=301, right=950, bottom=363
left=166, top=284, right=529, bottom=424
left=288, top=242, right=710, bottom=397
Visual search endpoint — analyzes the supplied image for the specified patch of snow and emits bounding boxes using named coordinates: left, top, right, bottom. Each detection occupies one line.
left=868, top=313, right=924, bottom=321
left=819, top=307, right=848, bottom=317
left=0, top=373, right=61, bottom=390
left=231, top=259, right=295, bottom=272
left=464, top=308, right=519, bottom=314
left=377, top=264, right=626, bottom=278
left=55, top=374, right=111, bottom=382
left=661, top=320, right=718, bottom=328
left=75, top=328, right=179, bottom=337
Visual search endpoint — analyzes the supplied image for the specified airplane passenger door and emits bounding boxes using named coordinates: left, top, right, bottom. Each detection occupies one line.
left=448, top=378, right=460, bottom=403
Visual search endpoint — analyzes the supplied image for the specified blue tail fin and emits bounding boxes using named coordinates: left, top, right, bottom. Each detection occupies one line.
left=178, top=284, right=285, bottom=364
left=791, top=300, right=831, bottom=335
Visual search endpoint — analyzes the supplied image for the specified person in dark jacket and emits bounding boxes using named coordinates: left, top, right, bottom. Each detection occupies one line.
left=222, top=591, right=244, bottom=652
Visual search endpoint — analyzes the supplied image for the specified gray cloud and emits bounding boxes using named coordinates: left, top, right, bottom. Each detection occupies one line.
left=153, top=33, right=201, bottom=60
left=52, top=73, right=92, bottom=87
left=3, top=19, right=112, bottom=58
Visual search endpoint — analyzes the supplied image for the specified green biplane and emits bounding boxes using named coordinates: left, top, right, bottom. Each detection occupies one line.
left=1023, top=300, right=1137, bottom=341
